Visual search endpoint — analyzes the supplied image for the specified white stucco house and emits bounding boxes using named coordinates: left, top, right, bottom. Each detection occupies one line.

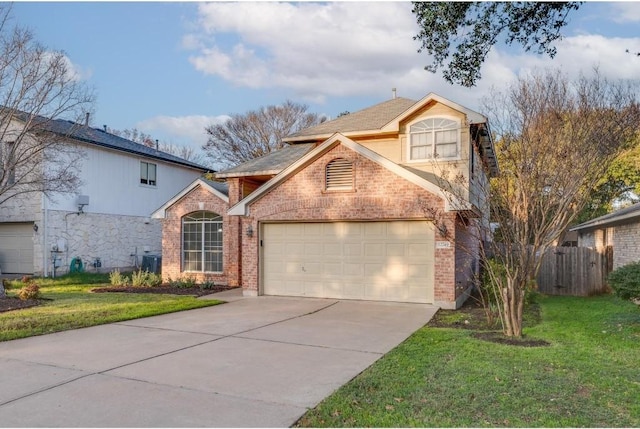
left=0, top=113, right=209, bottom=276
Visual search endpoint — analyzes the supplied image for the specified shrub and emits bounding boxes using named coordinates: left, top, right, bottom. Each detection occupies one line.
left=168, top=276, right=196, bottom=289
left=200, top=280, right=216, bottom=290
left=131, top=269, right=162, bottom=287
left=109, top=270, right=130, bottom=287
left=131, top=269, right=148, bottom=287
left=607, top=262, right=640, bottom=301
left=18, top=283, right=40, bottom=300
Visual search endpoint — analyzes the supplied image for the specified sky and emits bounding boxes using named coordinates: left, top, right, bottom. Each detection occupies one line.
left=7, top=1, right=640, bottom=165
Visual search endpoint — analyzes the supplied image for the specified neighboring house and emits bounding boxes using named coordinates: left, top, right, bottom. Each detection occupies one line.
left=571, top=202, right=640, bottom=270
left=153, top=93, right=499, bottom=309
left=0, top=115, right=209, bottom=276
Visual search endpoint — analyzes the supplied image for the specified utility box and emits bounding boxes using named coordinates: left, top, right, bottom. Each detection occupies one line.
left=141, top=255, right=162, bottom=274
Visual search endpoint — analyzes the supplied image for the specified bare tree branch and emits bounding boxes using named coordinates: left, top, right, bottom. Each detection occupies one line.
left=0, top=5, right=95, bottom=207
left=203, top=100, right=326, bottom=168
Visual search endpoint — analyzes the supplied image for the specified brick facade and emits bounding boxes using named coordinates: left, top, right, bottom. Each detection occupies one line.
left=161, top=184, right=238, bottom=286
left=240, top=143, right=464, bottom=307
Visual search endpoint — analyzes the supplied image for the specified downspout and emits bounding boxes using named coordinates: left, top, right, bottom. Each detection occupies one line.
left=42, top=192, right=48, bottom=277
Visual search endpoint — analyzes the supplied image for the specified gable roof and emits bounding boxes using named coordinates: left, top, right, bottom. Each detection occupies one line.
left=570, top=202, right=640, bottom=232
left=10, top=111, right=209, bottom=172
left=283, top=92, right=488, bottom=143
left=151, top=178, right=229, bottom=219
left=284, top=97, right=417, bottom=141
left=216, top=143, right=316, bottom=178
left=228, top=133, right=452, bottom=216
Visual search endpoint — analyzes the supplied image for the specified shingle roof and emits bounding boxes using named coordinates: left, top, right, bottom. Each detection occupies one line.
left=284, top=97, right=417, bottom=140
left=216, top=143, right=316, bottom=178
left=570, top=202, right=640, bottom=231
left=200, top=178, right=229, bottom=197
left=29, top=115, right=210, bottom=172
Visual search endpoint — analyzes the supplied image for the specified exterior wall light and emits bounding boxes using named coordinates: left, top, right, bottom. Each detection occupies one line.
left=246, top=225, right=254, bottom=237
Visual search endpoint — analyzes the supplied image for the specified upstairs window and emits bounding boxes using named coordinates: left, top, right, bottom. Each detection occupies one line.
left=140, top=161, right=157, bottom=186
left=325, top=158, right=354, bottom=191
left=409, top=117, right=459, bottom=161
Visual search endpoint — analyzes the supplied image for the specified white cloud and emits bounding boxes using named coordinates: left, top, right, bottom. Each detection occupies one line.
left=183, top=2, right=640, bottom=113
left=136, top=114, right=230, bottom=150
left=185, top=2, right=425, bottom=103
left=610, top=2, right=640, bottom=23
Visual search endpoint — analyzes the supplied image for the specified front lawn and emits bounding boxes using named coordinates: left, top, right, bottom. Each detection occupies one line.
left=0, top=273, right=223, bottom=342
left=296, top=294, right=640, bottom=427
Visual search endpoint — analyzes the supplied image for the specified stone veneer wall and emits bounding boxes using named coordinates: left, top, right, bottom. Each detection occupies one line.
left=43, top=210, right=161, bottom=275
left=240, top=143, right=464, bottom=308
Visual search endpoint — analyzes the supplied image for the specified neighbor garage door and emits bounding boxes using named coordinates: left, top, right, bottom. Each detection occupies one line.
left=262, top=221, right=434, bottom=303
left=0, top=223, right=34, bottom=274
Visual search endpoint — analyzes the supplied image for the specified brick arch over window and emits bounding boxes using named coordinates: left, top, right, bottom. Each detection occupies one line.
left=182, top=210, right=223, bottom=273
left=325, top=157, right=354, bottom=191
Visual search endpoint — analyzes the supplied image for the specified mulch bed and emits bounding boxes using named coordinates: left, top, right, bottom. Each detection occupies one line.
left=428, top=292, right=550, bottom=347
left=91, top=285, right=238, bottom=297
left=0, top=297, right=44, bottom=313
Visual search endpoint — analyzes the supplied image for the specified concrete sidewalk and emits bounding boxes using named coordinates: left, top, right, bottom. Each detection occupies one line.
left=0, top=290, right=437, bottom=427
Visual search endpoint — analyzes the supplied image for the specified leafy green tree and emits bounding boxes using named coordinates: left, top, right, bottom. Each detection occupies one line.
left=576, top=140, right=640, bottom=224
left=412, top=2, right=582, bottom=87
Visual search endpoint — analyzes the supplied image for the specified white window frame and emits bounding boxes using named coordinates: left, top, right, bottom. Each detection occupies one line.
left=407, top=116, right=461, bottom=162
left=182, top=211, right=223, bottom=273
left=140, top=161, right=157, bottom=186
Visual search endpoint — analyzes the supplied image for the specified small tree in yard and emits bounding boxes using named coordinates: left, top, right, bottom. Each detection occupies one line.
left=447, top=69, right=640, bottom=337
left=0, top=6, right=95, bottom=207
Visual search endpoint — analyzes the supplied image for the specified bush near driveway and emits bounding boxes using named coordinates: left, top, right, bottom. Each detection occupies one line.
left=296, top=294, right=640, bottom=427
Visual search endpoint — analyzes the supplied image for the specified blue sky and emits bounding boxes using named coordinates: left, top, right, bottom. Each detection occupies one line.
left=9, top=1, right=640, bottom=162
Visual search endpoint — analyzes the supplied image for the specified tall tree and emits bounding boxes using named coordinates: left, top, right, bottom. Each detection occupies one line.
left=0, top=5, right=95, bottom=206
left=203, top=100, right=326, bottom=168
left=473, top=69, right=638, bottom=337
left=412, top=2, right=582, bottom=87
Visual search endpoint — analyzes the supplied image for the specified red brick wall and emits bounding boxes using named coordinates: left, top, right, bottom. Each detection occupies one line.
left=161, top=184, right=237, bottom=285
left=241, top=143, right=462, bottom=305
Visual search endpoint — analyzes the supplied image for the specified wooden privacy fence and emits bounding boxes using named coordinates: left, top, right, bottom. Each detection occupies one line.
left=536, top=246, right=612, bottom=296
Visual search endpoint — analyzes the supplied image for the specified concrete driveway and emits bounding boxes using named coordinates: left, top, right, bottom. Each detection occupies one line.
left=0, top=289, right=437, bottom=427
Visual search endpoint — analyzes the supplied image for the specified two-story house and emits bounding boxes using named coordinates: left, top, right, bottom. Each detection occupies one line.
left=153, top=93, right=498, bottom=309
left=0, top=114, right=209, bottom=276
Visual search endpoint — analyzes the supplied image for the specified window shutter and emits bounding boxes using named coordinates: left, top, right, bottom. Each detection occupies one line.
left=326, top=158, right=353, bottom=190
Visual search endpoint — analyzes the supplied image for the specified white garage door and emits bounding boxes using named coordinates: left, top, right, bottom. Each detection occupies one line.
left=262, top=221, right=434, bottom=303
left=0, top=223, right=34, bottom=274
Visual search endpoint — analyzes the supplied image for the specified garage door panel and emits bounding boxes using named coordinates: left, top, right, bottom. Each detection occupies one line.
left=263, top=221, right=434, bottom=303
left=0, top=223, right=34, bottom=274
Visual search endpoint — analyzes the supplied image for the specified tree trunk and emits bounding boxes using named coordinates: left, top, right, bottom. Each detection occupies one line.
left=502, top=279, right=525, bottom=337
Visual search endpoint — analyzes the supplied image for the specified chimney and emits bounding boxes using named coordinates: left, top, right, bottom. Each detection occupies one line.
left=392, top=88, right=397, bottom=99
left=155, top=139, right=159, bottom=150
left=103, top=125, right=107, bottom=132
left=85, top=112, right=90, bottom=126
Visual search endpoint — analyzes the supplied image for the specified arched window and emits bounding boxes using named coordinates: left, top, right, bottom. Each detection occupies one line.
left=182, top=211, right=223, bottom=273
left=325, top=158, right=354, bottom=191
left=409, top=117, right=459, bottom=160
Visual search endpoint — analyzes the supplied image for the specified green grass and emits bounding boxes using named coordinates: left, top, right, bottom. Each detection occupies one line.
left=1, top=273, right=222, bottom=342
left=296, top=294, right=640, bottom=427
